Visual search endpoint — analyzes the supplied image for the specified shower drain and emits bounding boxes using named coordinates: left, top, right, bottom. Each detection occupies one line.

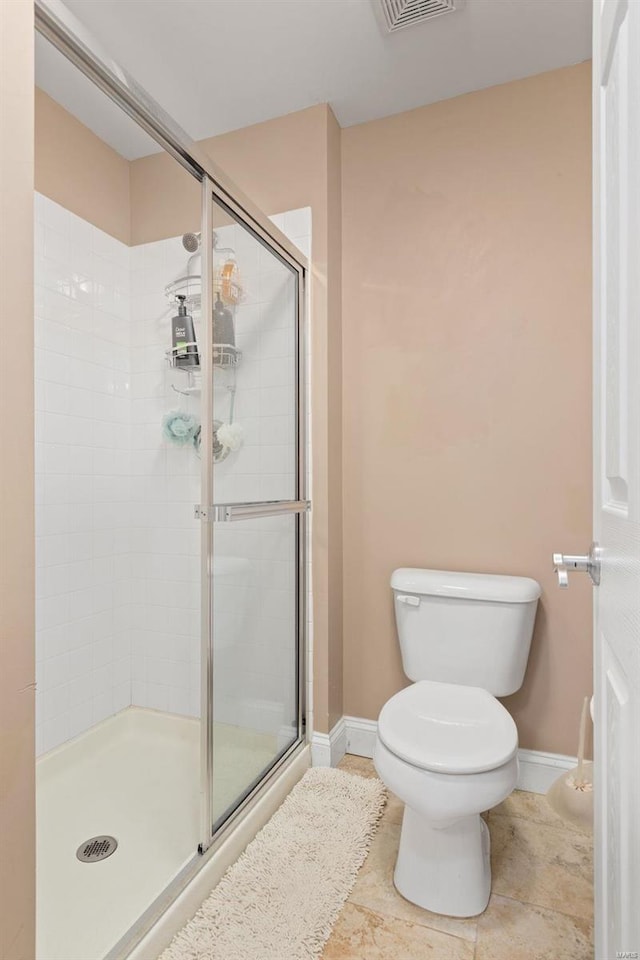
left=76, top=835, right=118, bottom=863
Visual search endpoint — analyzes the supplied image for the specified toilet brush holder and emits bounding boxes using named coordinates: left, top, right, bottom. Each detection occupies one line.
left=546, top=696, right=593, bottom=833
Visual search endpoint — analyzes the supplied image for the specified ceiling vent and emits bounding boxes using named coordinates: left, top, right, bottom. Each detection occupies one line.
left=376, top=0, right=459, bottom=33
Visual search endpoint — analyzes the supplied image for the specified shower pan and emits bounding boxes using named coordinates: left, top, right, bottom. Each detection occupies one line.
left=34, top=3, right=309, bottom=958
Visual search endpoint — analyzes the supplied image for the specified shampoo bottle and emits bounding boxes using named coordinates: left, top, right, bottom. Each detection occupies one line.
left=172, top=295, right=199, bottom=367
left=213, top=292, right=235, bottom=346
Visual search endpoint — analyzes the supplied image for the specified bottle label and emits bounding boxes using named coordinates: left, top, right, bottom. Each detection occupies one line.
left=175, top=322, right=187, bottom=355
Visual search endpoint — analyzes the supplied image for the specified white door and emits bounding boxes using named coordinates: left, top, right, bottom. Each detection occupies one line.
left=593, top=1, right=640, bottom=956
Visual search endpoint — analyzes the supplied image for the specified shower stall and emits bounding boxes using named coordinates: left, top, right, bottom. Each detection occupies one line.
left=34, top=4, right=309, bottom=958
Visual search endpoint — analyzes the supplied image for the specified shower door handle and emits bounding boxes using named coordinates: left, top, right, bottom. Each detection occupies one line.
left=195, top=500, right=310, bottom=522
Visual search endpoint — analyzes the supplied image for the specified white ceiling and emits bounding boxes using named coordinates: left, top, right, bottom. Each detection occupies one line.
left=37, top=0, right=592, bottom=161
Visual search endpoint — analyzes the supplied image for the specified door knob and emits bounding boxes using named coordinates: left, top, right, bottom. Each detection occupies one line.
left=552, top=543, right=601, bottom=588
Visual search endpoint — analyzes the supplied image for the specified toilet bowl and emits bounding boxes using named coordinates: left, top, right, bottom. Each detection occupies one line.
left=374, top=568, right=540, bottom=918
left=374, top=680, right=519, bottom=916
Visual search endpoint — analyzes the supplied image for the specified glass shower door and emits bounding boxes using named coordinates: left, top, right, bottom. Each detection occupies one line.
left=199, top=186, right=307, bottom=840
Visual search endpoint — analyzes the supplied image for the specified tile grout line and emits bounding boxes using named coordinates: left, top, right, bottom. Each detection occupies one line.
left=337, top=755, right=593, bottom=957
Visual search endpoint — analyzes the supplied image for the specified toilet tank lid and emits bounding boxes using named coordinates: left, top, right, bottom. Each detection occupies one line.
left=390, top=568, right=541, bottom=603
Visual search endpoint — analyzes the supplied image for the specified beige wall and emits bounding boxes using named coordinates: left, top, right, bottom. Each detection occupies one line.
left=35, top=87, right=130, bottom=243
left=341, top=63, right=592, bottom=755
left=130, top=104, right=328, bottom=244
left=0, top=1, right=36, bottom=957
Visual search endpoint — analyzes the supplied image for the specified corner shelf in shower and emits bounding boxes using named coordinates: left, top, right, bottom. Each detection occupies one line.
left=165, top=276, right=201, bottom=311
left=164, top=272, right=247, bottom=312
left=166, top=343, right=242, bottom=397
left=165, top=343, right=242, bottom=370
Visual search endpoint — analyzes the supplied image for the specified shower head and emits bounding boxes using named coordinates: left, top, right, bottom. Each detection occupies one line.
left=182, top=230, right=219, bottom=253
left=182, top=232, right=200, bottom=253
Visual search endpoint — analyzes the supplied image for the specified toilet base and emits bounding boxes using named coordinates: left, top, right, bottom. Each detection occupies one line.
left=393, top=806, right=491, bottom=918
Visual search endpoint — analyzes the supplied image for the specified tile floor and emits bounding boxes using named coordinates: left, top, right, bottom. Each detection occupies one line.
left=323, top=755, right=594, bottom=960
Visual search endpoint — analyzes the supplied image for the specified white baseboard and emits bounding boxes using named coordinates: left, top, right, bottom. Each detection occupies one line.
left=338, top=715, right=575, bottom=795
left=344, top=715, right=378, bottom=759
left=311, top=717, right=347, bottom=767
left=515, top=747, right=577, bottom=793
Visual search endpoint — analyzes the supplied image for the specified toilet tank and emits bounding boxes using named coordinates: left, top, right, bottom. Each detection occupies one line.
left=391, top=568, right=541, bottom=697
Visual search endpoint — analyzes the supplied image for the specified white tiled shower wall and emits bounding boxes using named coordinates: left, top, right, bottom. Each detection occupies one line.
left=35, top=192, right=311, bottom=755
left=35, top=194, right=131, bottom=755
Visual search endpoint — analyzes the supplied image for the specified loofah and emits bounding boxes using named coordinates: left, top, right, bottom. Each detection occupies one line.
left=217, top=422, right=244, bottom=452
left=162, top=410, right=199, bottom=446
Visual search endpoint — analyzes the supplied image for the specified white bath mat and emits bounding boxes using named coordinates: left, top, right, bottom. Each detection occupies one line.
left=159, top=767, right=386, bottom=960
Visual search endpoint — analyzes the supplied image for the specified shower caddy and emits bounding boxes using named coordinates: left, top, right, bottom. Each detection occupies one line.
left=164, top=238, right=243, bottom=462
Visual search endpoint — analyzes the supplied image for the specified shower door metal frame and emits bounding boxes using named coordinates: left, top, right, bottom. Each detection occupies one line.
left=199, top=178, right=215, bottom=850
left=198, top=184, right=309, bottom=851
left=34, top=1, right=310, bottom=955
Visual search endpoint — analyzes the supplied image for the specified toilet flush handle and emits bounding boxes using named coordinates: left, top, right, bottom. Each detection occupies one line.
left=396, top=594, right=420, bottom=606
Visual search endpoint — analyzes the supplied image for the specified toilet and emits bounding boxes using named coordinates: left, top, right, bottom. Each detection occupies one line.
left=374, top=567, right=541, bottom=918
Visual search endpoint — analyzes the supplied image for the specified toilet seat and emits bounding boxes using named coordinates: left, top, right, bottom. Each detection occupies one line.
left=377, top=680, right=518, bottom=775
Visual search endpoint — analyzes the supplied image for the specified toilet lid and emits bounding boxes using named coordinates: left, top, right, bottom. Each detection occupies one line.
left=377, top=681, right=518, bottom=774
